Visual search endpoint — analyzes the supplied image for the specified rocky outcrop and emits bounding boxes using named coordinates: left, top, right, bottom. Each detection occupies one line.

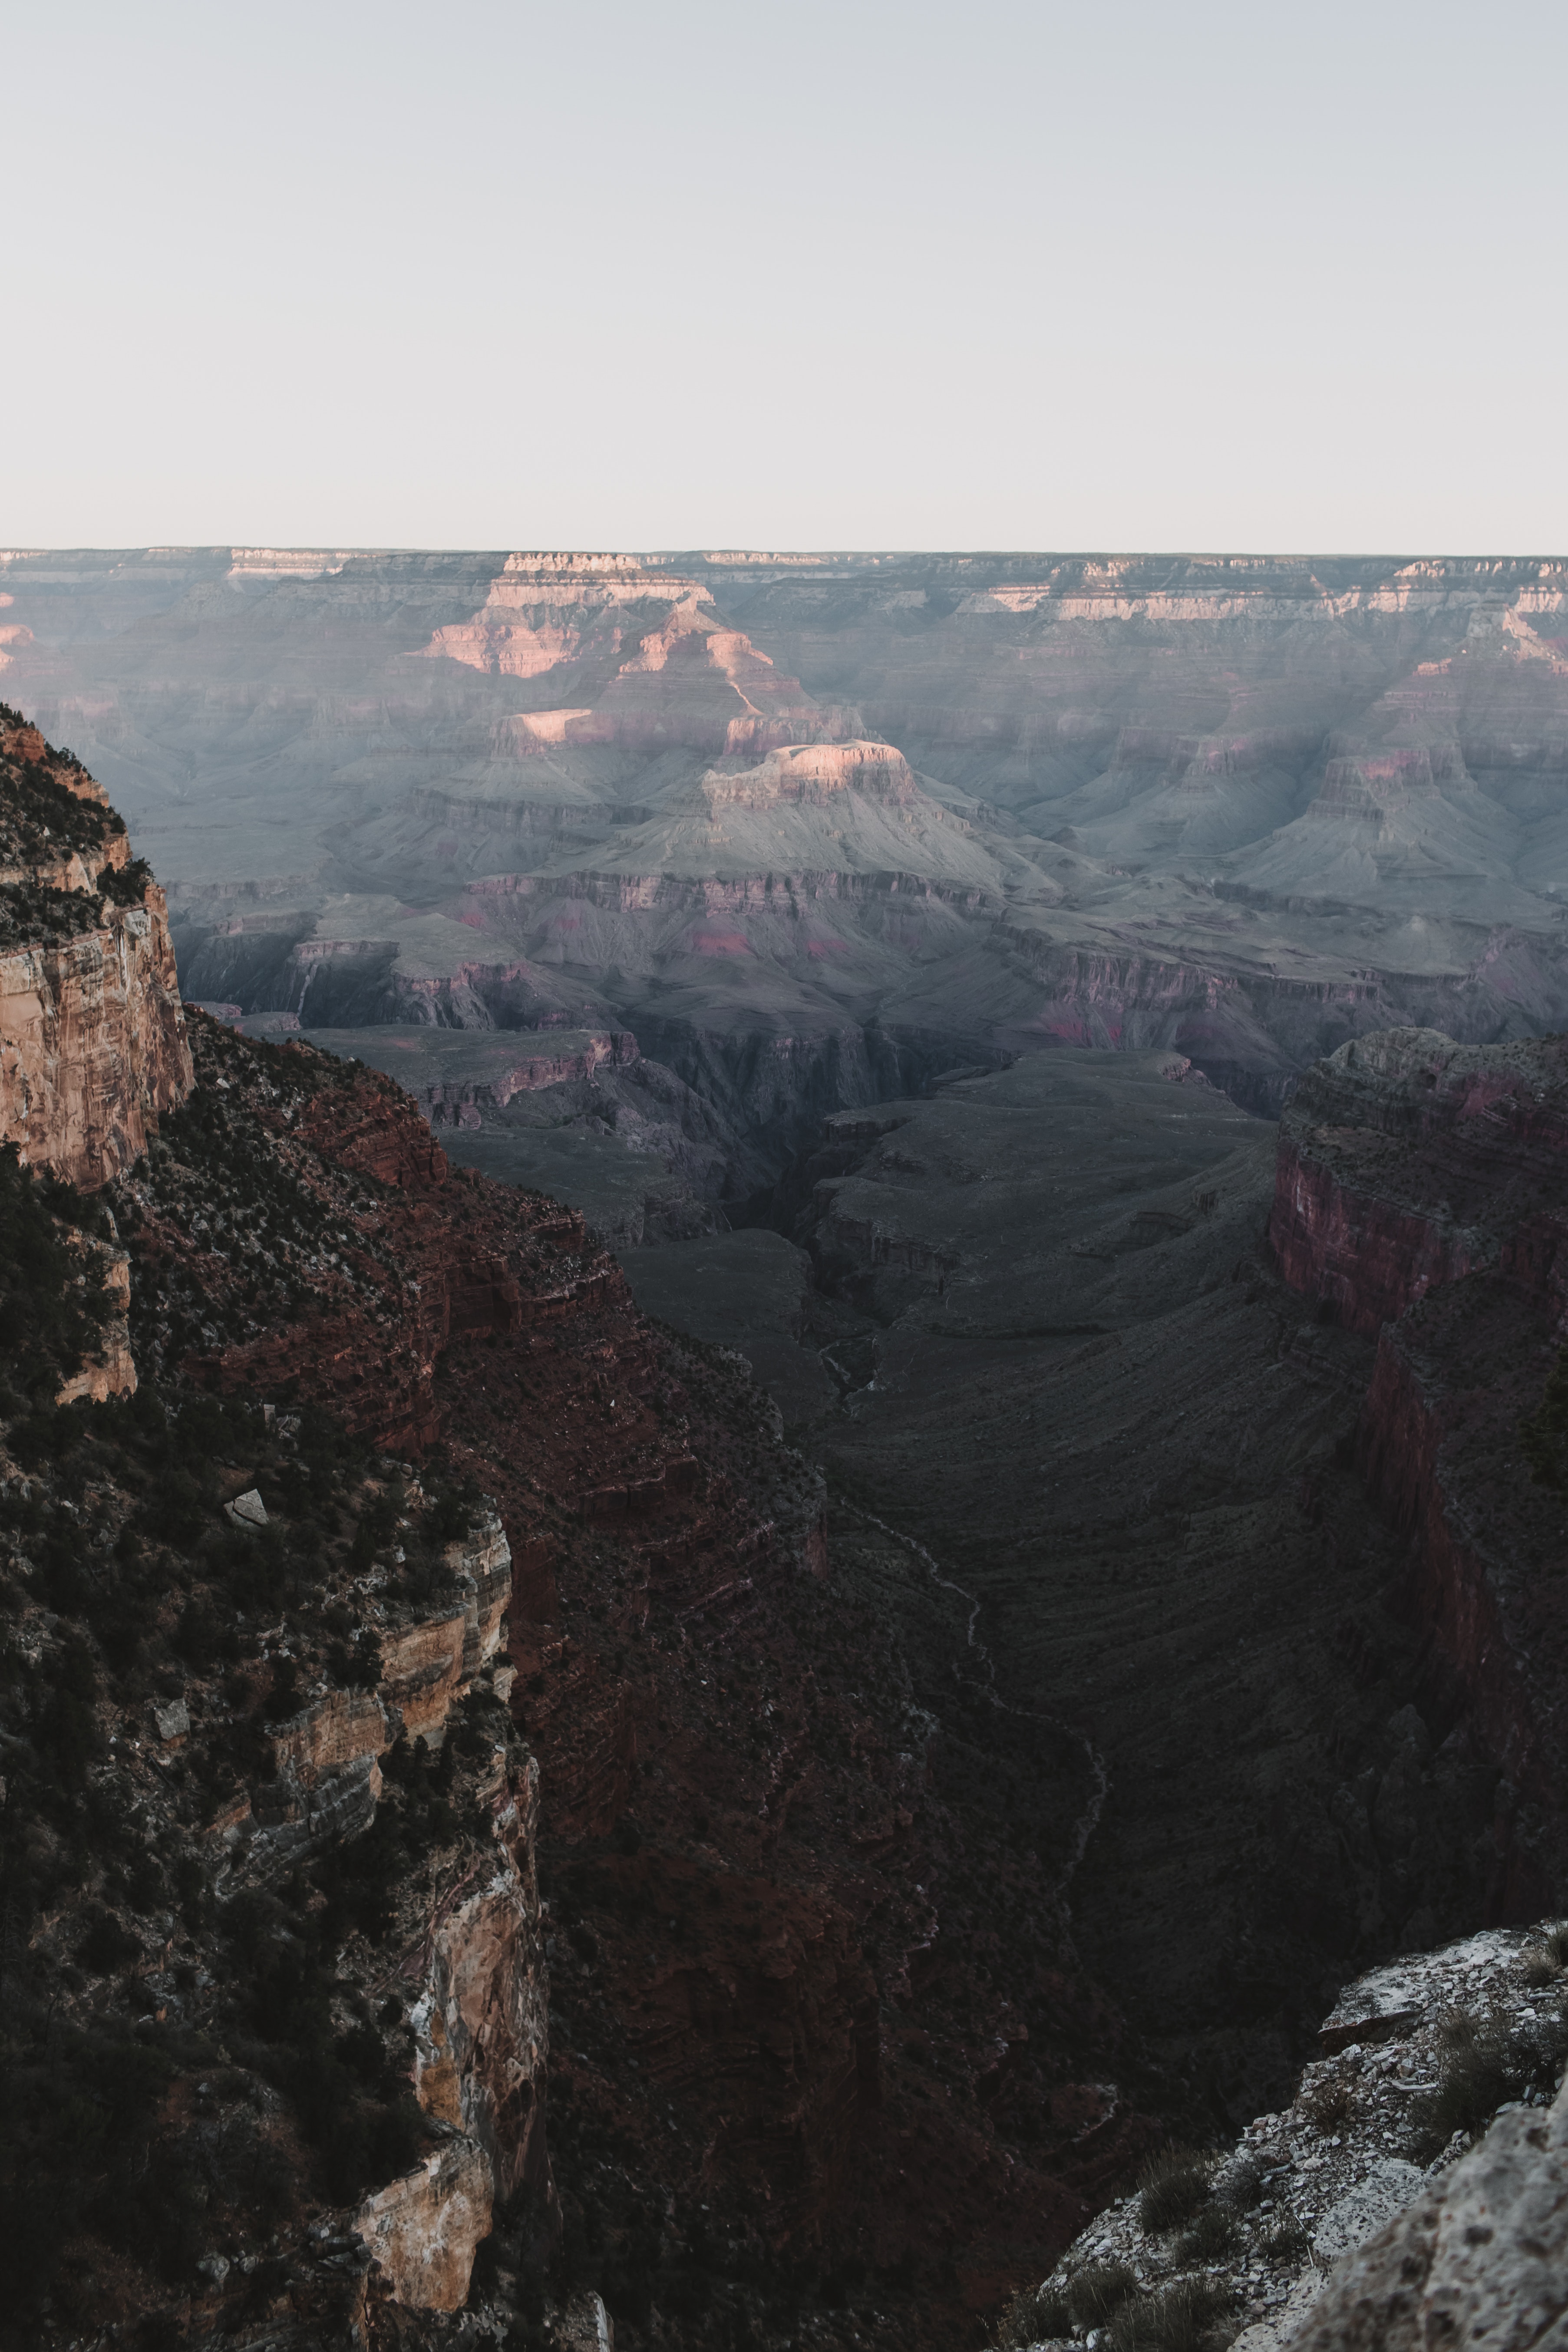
left=1281, top=2083, right=1568, bottom=2352
left=999, top=1925, right=1568, bottom=2352
left=0, top=1191, right=554, bottom=2352
left=0, top=711, right=191, bottom=1188
left=701, top=740, right=918, bottom=809
left=407, top=1757, right=550, bottom=2195
left=1267, top=1029, right=1568, bottom=1334
left=356, top=2137, right=495, bottom=2314
left=410, top=554, right=856, bottom=754
left=53, top=1226, right=136, bottom=1402
left=359, top=1757, right=549, bottom=2319
left=222, top=1513, right=515, bottom=1887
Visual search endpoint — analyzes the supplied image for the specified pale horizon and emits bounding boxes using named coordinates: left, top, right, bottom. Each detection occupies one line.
left=10, top=0, right=1568, bottom=556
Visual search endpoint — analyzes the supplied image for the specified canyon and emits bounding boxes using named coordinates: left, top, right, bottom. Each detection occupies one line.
left=0, top=726, right=1168, bottom=2352
left=6, top=538, right=1568, bottom=2352
left=10, top=548, right=1568, bottom=1224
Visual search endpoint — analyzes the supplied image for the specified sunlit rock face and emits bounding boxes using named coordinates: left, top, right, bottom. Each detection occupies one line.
left=0, top=712, right=191, bottom=1188
left=12, top=548, right=1568, bottom=1204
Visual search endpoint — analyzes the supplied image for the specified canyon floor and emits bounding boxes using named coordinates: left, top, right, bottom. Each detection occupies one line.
left=620, top=1053, right=1501, bottom=2136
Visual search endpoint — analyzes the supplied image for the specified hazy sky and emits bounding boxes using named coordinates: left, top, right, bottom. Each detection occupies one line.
left=8, top=0, right=1565, bottom=553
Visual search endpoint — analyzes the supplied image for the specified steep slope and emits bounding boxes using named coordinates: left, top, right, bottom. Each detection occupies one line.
left=0, top=719, right=1185, bottom=2352
left=0, top=1144, right=550, bottom=2349
left=997, top=1922, right=1568, bottom=2352
left=628, top=1051, right=1535, bottom=2151
left=98, top=1014, right=1173, bottom=2348
left=1269, top=1027, right=1568, bottom=1908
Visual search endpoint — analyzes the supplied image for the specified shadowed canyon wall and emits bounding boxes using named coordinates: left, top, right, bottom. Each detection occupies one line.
left=1270, top=1028, right=1568, bottom=1908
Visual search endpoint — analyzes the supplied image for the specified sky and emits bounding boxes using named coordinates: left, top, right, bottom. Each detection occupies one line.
left=7, top=0, right=1566, bottom=554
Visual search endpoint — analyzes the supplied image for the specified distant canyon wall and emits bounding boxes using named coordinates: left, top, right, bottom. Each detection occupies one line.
left=1271, top=1028, right=1568, bottom=1908
left=12, top=550, right=1568, bottom=1153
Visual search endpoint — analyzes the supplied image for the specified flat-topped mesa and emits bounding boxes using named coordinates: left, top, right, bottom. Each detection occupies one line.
left=1268, top=1027, right=1568, bottom=1335
left=0, top=705, right=192, bottom=1188
left=411, top=561, right=856, bottom=755
left=700, top=739, right=918, bottom=810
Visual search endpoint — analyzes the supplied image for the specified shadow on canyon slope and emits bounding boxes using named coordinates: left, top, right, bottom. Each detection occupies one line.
left=623, top=1052, right=1502, bottom=2131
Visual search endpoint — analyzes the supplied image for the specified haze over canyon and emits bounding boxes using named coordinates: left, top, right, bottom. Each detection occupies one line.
left=10, top=548, right=1568, bottom=1190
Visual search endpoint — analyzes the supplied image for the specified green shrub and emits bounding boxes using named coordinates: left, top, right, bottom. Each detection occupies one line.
left=997, top=2281, right=1072, bottom=2346
left=73, top=1905, right=141, bottom=1975
left=1214, top=2154, right=1262, bottom=2212
left=1522, top=1349, right=1568, bottom=1487
left=0, top=1150, right=113, bottom=1406
left=1262, top=2219, right=1310, bottom=2261
left=1070, top=2260, right=1139, bottom=2325
left=1298, top=2072, right=1353, bottom=2128
left=1519, top=1923, right=1568, bottom=1986
left=99, top=856, right=154, bottom=908
left=1416, top=2008, right=1567, bottom=2150
left=1175, top=2207, right=1238, bottom=2264
left=1109, top=2277, right=1235, bottom=2352
left=1137, top=2147, right=1214, bottom=2233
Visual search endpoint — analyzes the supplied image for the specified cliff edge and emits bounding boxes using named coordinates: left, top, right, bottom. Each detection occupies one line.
left=0, top=704, right=191, bottom=1188
left=998, top=1922, right=1568, bottom=2352
left=1269, top=1027, right=1568, bottom=1907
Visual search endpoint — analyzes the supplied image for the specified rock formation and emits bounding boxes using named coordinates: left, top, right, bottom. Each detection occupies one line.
left=0, top=706, right=191, bottom=1186
left=1268, top=1029, right=1568, bottom=1906
left=16, top=548, right=1568, bottom=1204
left=3, top=722, right=1190, bottom=2352
left=11, top=673, right=1568, bottom=2352
left=996, top=1922, right=1568, bottom=2352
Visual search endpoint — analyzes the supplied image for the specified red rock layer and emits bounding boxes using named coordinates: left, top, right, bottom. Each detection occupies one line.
left=1270, top=1026, right=1568, bottom=1904
left=1268, top=1027, right=1568, bottom=1334
left=413, top=559, right=858, bottom=756
left=116, top=1014, right=1156, bottom=2345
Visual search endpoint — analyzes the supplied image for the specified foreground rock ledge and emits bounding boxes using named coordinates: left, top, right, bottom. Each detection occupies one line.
left=1006, top=1925, right=1568, bottom=2352
left=1280, top=2084, right=1568, bottom=2352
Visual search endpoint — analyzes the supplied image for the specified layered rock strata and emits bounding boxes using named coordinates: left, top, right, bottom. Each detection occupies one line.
left=0, top=1365, right=550, bottom=2346
left=1269, top=1029, right=1568, bottom=1903
left=357, top=1757, right=550, bottom=2322
left=220, top=1509, right=515, bottom=1888
left=19, top=548, right=1568, bottom=1134
left=0, top=709, right=191, bottom=1185
left=98, top=1011, right=1167, bottom=2349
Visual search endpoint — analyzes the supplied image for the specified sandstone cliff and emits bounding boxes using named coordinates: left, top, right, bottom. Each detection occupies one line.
left=0, top=707, right=191, bottom=1188
left=0, top=1326, right=552, bottom=2347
